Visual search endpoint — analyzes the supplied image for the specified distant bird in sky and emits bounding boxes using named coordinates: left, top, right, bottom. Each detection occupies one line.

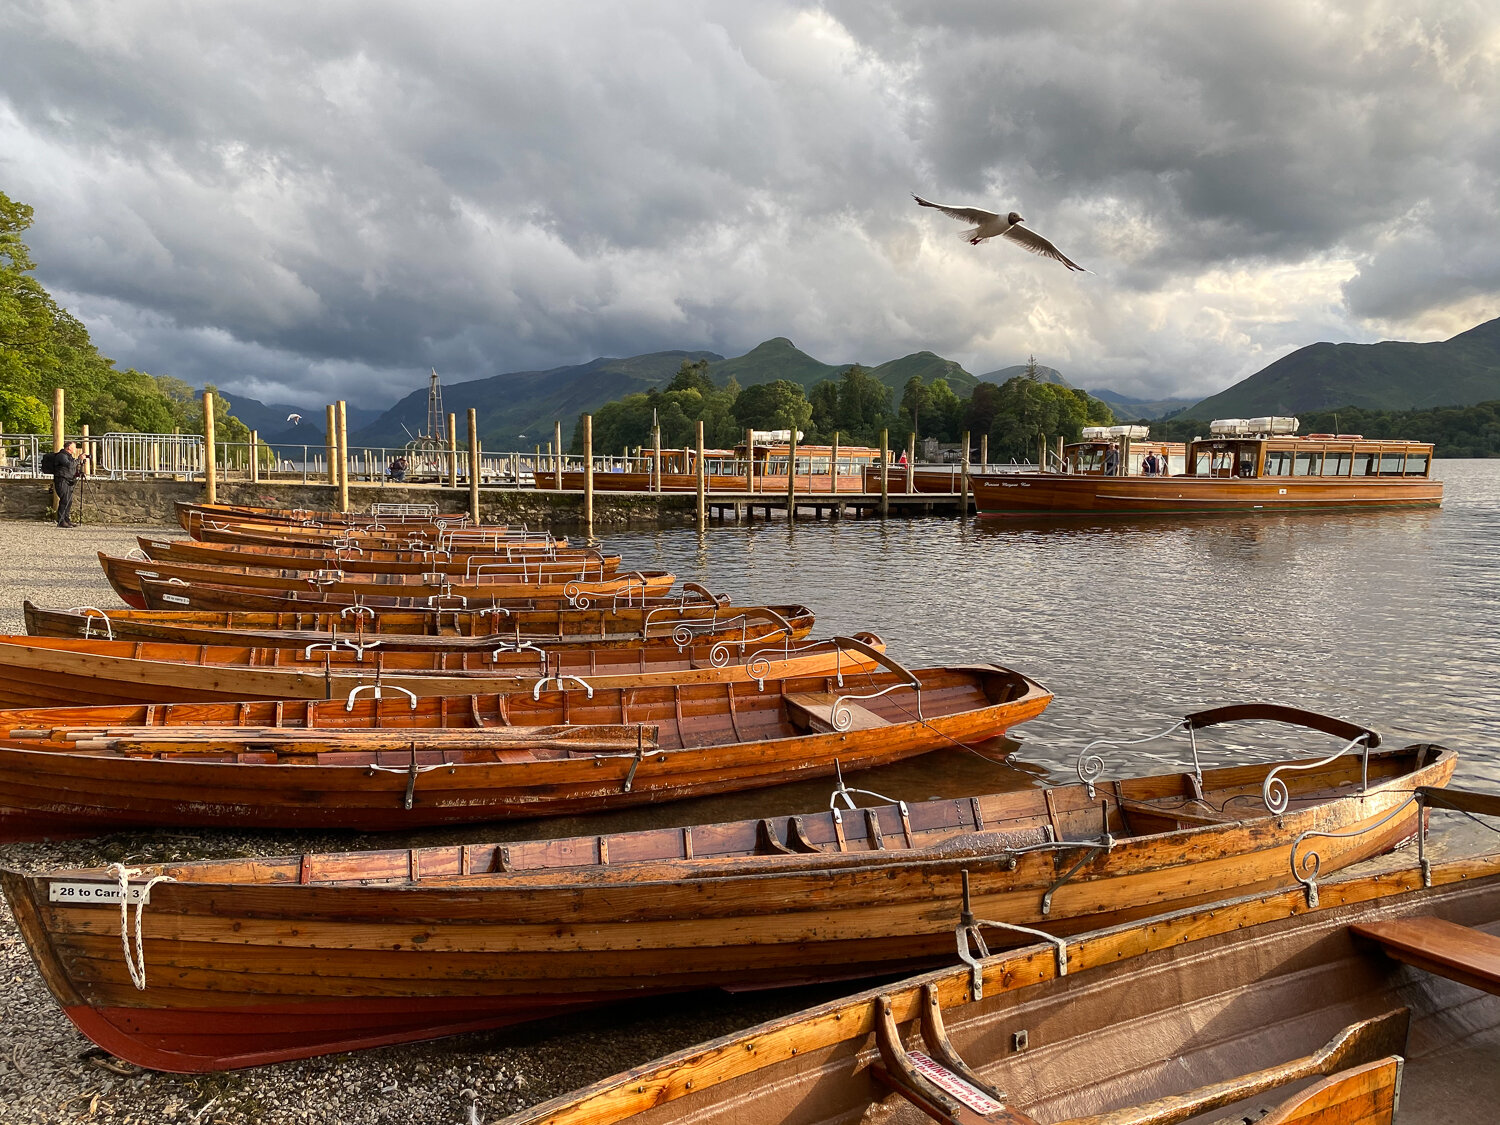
left=912, top=194, right=1087, bottom=271
left=286, top=413, right=302, bottom=424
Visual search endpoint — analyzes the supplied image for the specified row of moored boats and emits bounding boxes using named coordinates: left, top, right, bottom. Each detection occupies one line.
left=2, top=499, right=1496, bottom=1125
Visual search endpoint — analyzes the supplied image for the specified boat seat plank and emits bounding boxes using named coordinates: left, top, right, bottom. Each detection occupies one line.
left=784, top=691, right=888, bottom=733
left=1352, top=917, right=1500, bottom=995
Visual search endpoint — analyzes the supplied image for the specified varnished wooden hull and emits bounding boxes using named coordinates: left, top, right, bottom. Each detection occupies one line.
left=137, top=536, right=622, bottom=578
left=0, top=664, right=1051, bottom=837
left=973, top=472, right=1444, bottom=516
left=498, top=844, right=1494, bottom=1125
left=175, top=500, right=477, bottom=530
left=99, top=553, right=675, bottom=611
left=0, top=746, right=1453, bottom=1070
left=0, top=632, right=887, bottom=706
left=23, top=600, right=817, bottom=650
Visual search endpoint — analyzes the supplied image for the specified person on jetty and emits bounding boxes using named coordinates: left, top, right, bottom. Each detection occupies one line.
left=50, top=440, right=86, bottom=527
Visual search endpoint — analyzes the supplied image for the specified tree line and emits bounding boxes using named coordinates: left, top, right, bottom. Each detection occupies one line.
left=1, top=189, right=248, bottom=443
left=574, top=358, right=1115, bottom=460
left=1141, top=403, right=1500, bottom=458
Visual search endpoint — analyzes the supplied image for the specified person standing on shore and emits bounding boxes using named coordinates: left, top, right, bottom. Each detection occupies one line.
left=50, top=440, right=85, bottom=527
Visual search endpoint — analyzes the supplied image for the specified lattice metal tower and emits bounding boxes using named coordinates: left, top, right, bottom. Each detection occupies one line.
left=425, top=368, right=446, bottom=443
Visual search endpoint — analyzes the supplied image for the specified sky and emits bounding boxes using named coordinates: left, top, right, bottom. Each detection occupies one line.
left=3, top=1, right=1498, bottom=410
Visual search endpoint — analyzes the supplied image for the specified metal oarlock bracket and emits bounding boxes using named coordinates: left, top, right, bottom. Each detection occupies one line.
left=954, top=870, right=1066, bottom=1000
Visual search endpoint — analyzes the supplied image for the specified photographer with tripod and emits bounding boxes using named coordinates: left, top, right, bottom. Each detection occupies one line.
left=46, top=440, right=87, bottom=528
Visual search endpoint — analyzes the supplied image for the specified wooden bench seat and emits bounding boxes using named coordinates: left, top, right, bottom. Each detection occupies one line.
left=784, top=692, right=890, bottom=734
left=1352, top=916, right=1500, bottom=996
left=1117, top=798, right=1240, bottom=828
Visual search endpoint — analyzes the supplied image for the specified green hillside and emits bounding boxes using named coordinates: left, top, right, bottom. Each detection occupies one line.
left=871, top=352, right=978, bottom=395
left=705, top=338, right=843, bottom=390
left=1187, top=317, right=1500, bottom=417
left=354, top=352, right=720, bottom=449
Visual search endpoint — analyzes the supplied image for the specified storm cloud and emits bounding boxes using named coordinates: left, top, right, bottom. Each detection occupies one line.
left=2, top=0, right=1497, bottom=407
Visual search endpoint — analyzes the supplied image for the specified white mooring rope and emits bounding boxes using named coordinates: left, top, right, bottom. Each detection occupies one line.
left=105, top=863, right=176, bottom=990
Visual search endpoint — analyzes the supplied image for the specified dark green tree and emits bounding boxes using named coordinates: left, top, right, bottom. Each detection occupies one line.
left=733, top=379, right=813, bottom=434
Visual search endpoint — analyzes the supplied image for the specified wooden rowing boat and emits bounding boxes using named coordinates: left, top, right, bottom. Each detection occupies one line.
left=188, top=520, right=567, bottom=553
left=175, top=500, right=477, bottom=530
left=136, top=535, right=623, bottom=578
left=130, top=573, right=709, bottom=614
left=99, top=553, right=676, bottom=611
left=22, top=599, right=818, bottom=651
left=495, top=829, right=1500, bottom=1125
left=0, top=658, right=1050, bottom=838
left=0, top=718, right=1454, bottom=1069
left=0, top=631, right=888, bottom=706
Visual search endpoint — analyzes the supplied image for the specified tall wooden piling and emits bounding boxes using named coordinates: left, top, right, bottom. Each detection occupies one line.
left=447, top=413, right=459, bottom=488
left=652, top=425, right=662, bottom=493
left=582, top=414, right=595, bottom=540
left=879, top=428, right=890, bottom=519
left=203, top=391, right=218, bottom=504
left=250, top=430, right=260, bottom=483
left=786, top=429, right=798, bottom=523
left=336, top=401, right=350, bottom=513
left=467, top=408, right=481, bottom=524
left=324, top=405, right=337, bottom=486
left=830, top=431, right=840, bottom=496
left=980, top=434, right=988, bottom=473
left=554, top=420, right=563, bottom=488
left=906, top=432, right=916, bottom=492
left=1037, top=434, right=1047, bottom=472
left=960, top=429, right=971, bottom=516
left=695, top=420, right=707, bottom=533
left=744, top=428, right=756, bottom=495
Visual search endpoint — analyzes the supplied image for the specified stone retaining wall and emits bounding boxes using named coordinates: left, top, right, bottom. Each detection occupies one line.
left=0, top=477, right=700, bottom=529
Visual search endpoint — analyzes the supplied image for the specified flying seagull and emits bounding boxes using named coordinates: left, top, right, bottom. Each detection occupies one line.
left=912, top=194, right=1087, bottom=271
left=286, top=413, right=302, bottom=425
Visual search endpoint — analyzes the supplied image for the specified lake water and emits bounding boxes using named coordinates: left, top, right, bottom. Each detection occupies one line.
left=591, top=457, right=1500, bottom=810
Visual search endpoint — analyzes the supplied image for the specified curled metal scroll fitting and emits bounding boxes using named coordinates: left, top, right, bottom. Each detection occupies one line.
left=69, top=606, right=114, bottom=640
left=1263, top=734, right=1371, bottom=816
left=345, top=683, right=418, bottom=711
left=1074, top=718, right=1188, bottom=799
left=531, top=674, right=593, bottom=700
left=1287, top=792, right=1419, bottom=907
left=954, top=869, right=1066, bottom=1000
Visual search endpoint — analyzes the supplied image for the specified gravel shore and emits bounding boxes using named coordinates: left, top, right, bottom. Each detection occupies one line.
left=0, top=521, right=830, bottom=1125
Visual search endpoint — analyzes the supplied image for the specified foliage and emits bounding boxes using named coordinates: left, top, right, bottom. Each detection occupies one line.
left=0, top=188, right=252, bottom=439
left=570, top=359, right=742, bottom=454
left=806, top=365, right=895, bottom=444
left=987, top=377, right=1113, bottom=461
left=732, top=379, right=813, bottom=434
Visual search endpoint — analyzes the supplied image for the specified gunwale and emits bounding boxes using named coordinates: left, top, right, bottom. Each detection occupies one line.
left=98, top=553, right=676, bottom=611
left=137, top=536, right=624, bottom=577
left=22, top=599, right=818, bottom=650
left=0, top=744, right=1455, bottom=1071
left=0, top=631, right=889, bottom=706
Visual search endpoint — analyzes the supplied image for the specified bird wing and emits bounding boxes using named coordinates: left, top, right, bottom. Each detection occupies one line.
left=912, top=194, right=1000, bottom=226
left=1002, top=224, right=1087, bottom=272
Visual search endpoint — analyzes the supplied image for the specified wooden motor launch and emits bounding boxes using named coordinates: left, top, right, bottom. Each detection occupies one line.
left=98, top=552, right=677, bottom=611
left=496, top=822, right=1500, bottom=1125
left=0, top=631, right=891, bottom=706
left=0, top=711, right=1455, bottom=1071
left=0, top=657, right=1050, bottom=838
left=22, top=598, right=818, bottom=651
left=134, top=535, right=623, bottom=578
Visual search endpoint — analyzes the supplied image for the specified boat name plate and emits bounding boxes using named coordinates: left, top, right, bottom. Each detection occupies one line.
left=48, top=881, right=149, bottom=905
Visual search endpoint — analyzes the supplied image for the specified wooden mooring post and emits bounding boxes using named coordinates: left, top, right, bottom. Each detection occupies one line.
left=960, top=428, right=971, bottom=516
left=583, top=414, right=595, bottom=541
left=787, top=429, right=797, bottom=523
left=467, top=409, right=481, bottom=525
left=744, top=427, right=755, bottom=499
left=980, top=434, right=988, bottom=473
left=324, top=405, right=337, bottom=486
left=336, top=401, right=349, bottom=513
left=830, top=430, right=840, bottom=507
left=879, top=427, right=890, bottom=519
left=906, top=432, right=916, bottom=492
left=250, top=430, right=260, bottom=483
left=447, top=413, right=459, bottom=488
left=203, top=391, right=218, bottom=504
left=554, top=420, right=563, bottom=489
left=695, top=420, right=706, bottom=533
